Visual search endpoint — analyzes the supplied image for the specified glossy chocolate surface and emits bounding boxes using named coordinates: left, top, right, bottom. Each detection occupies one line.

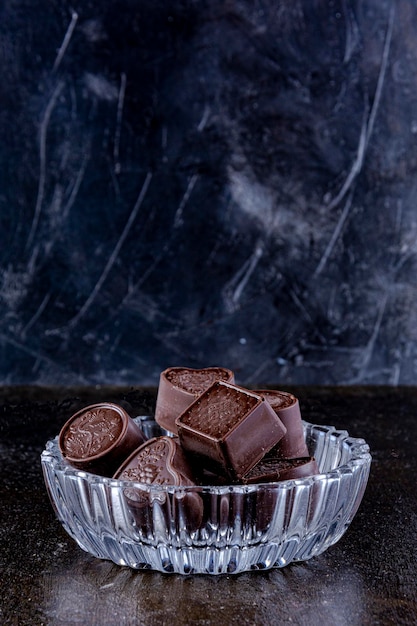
left=176, top=381, right=286, bottom=479
left=242, top=456, right=319, bottom=484
left=259, top=389, right=297, bottom=411
left=259, top=389, right=309, bottom=458
left=155, top=366, right=234, bottom=434
left=165, top=367, right=234, bottom=394
left=58, top=402, right=145, bottom=475
left=62, top=405, right=124, bottom=459
left=114, top=436, right=196, bottom=487
left=114, top=436, right=203, bottom=530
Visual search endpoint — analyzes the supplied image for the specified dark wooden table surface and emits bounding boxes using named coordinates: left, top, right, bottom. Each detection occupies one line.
left=1, top=385, right=417, bottom=626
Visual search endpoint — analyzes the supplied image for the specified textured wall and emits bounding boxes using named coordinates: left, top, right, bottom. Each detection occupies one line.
left=1, top=0, right=416, bottom=386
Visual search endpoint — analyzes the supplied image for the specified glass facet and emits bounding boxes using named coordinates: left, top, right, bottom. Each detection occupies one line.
left=41, top=418, right=371, bottom=575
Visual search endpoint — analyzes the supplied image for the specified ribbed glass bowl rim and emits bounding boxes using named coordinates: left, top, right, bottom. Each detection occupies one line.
left=41, top=420, right=372, bottom=494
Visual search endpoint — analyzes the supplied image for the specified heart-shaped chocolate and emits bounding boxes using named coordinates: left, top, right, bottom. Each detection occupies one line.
left=115, top=436, right=196, bottom=486
left=114, top=436, right=203, bottom=531
left=165, top=367, right=234, bottom=394
left=154, top=366, right=235, bottom=434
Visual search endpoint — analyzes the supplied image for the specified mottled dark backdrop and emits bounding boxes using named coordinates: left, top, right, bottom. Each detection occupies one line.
left=0, top=0, right=416, bottom=386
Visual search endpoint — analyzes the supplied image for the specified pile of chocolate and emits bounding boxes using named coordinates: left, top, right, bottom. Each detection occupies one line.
left=59, top=366, right=318, bottom=492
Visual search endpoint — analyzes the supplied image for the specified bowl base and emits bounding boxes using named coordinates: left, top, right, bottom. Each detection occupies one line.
left=74, top=535, right=325, bottom=575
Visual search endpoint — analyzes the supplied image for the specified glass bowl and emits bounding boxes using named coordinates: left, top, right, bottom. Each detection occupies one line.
left=41, top=417, right=371, bottom=575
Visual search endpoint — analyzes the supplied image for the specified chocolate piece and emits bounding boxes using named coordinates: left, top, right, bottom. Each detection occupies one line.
left=257, top=389, right=309, bottom=458
left=114, top=436, right=197, bottom=486
left=114, top=436, right=203, bottom=531
left=176, top=381, right=287, bottom=480
left=242, top=456, right=319, bottom=484
left=245, top=455, right=320, bottom=532
left=58, top=403, right=145, bottom=476
left=197, top=468, right=229, bottom=486
left=154, top=366, right=235, bottom=434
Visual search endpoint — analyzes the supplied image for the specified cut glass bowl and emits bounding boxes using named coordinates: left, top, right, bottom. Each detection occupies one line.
left=41, top=417, right=371, bottom=575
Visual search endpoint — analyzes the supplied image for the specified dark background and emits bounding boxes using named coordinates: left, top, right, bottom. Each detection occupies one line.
left=1, top=0, right=416, bottom=387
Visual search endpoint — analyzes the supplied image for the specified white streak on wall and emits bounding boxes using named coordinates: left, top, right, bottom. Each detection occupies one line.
left=52, top=11, right=78, bottom=73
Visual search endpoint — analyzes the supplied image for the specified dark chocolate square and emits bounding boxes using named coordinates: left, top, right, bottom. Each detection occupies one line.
left=176, top=381, right=287, bottom=479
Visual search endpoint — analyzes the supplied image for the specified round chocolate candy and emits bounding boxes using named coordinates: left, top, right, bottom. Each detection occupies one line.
left=257, top=389, right=309, bottom=458
left=58, top=402, right=145, bottom=476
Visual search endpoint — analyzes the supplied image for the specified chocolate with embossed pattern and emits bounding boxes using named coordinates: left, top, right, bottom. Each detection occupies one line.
left=242, top=455, right=319, bottom=484
left=113, top=436, right=203, bottom=531
left=176, top=381, right=287, bottom=480
left=155, top=366, right=235, bottom=434
left=58, top=402, right=145, bottom=476
left=247, top=454, right=320, bottom=532
left=257, top=389, right=309, bottom=458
